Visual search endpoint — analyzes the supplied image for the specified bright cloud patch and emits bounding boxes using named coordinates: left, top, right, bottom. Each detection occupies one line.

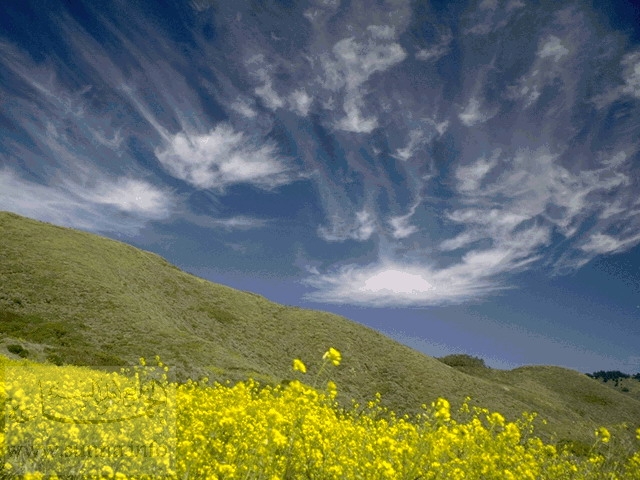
left=580, top=232, right=640, bottom=255
left=289, top=89, right=313, bottom=116
left=364, top=269, right=433, bottom=294
left=456, top=155, right=498, bottom=193
left=336, top=96, right=379, bottom=133
left=89, top=178, right=172, bottom=218
left=389, top=214, right=418, bottom=239
left=305, top=259, right=509, bottom=306
left=538, top=35, right=569, bottom=61
left=0, top=168, right=172, bottom=233
left=155, top=124, right=295, bottom=191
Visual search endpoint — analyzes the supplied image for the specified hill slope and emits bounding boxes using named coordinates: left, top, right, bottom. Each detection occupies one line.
left=1, top=211, right=639, bottom=444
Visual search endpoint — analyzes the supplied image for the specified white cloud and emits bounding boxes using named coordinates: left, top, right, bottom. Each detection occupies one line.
left=367, top=25, right=396, bottom=40
left=155, top=124, right=295, bottom=191
left=393, top=129, right=427, bottom=161
left=303, top=0, right=340, bottom=24
left=289, top=89, right=313, bottom=116
left=364, top=268, right=434, bottom=294
left=506, top=82, right=541, bottom=107
left=247, top=57, right=285, bottom=111
left=208, top=216, right=269, bottom=230
left=455, top=154, right=498, bottom=192
left=505, top=31, right=577, bottom=108
left=87, top=177, right=173, bottom=218
left=231, top=98, right=258, bottom=118
left=537, top=35, right=569, bottom=62
left=389, top=201, right=420, bottom=239
left=459, top=98, right=496, bottom=126
left=327, top=32, right=407, bottom=132
left=255, top=78, right=285, bottom=110
left=580, top=232, right=640, bottom=255
left=591, top=50, right=640, bottom=108
left=89, top=128, right=124, bottom=150
left=416, top=32, right=452, bottom=62
left=389, top=215, right=418, bottom=239
left=189, top=0, right=213, bottom=12
left=332, top=36, right=407, bottom=90
left=621, top=51, right=640, bottom=99
left=0, top=168, right=173, bottom=234
left=319, top=209, right=376, bottom=242
left=447, top=149, right=635, bottom=270
left=336, top=95, right=379, bottom=133
left=436, top=123, right=449, bottom=137
left=213, top=216, right=267, bottom=230
left=304, top=251, right=520, bottom=306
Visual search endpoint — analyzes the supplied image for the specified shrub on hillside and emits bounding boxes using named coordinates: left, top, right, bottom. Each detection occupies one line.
left=587, top=370, right=630, bottom=382
left=438, top=353, right=487, bottom=368
left=7, top=343, right=29, bottom=358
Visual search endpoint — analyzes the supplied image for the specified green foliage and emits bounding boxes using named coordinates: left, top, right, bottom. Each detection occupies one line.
left=556, top=438, right=593, bottom=457
left=588, top=370, right=631, bottom=382
left=438, top=353, right=487, bottom=368
left=7, top=343, right=29, bottom=358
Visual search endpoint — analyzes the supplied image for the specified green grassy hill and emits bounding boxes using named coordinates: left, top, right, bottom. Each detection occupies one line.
left=592, top=376, right=640, bottom=403
left=1, top=211, right=639, bottom=446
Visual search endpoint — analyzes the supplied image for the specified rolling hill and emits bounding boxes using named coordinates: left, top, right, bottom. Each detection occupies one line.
left=1, top=210, right=639, bottom=446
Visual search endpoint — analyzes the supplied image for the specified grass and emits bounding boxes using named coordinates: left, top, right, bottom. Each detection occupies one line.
left=1, top=210, right=639, bottom=446
left=593, top=376, right=640, bottom=403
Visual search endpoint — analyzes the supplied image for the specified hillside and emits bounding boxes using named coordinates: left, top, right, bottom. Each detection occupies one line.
left=591, top=375, right=640, bottom=403
left=1, top=210, right=639, bottom=445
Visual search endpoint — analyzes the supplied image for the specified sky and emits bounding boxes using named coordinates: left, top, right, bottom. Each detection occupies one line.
left=1, top=0, right=639, bottom=374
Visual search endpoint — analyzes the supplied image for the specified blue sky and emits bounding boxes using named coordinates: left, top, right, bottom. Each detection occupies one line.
left=1, top=0, right=639, bottom=373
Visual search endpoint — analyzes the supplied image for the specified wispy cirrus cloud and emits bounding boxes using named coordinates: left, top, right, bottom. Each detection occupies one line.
left=318, top=209, right=376, bottom=242
left=0, top=168, right=173, bottom=233
left=155, top=124, right=296, bottom=192
left=307, top=143, right=638, bottom=306
left=593, top=50, right=640, bottom=107
left=416, top=32, right=452, bottom=62
left=458, top=98, right=497, bottom=127
left=324, top=29, right=407, bottom=133
left=0, top=5, right=300, bottom=236
left=0, top=37, right=176, bottom=233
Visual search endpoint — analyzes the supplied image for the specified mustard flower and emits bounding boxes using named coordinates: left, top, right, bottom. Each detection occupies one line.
left=327, top=380, right=338, bottom=398
left=323, top=347, right=342, bottom=366
left=292, top=358, right=307, bottom=373
left=595, top=426, right=611, bottom=444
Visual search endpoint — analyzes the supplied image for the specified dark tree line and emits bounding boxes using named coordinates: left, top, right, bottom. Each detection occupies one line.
left=587, top=370, right=640, bottom=382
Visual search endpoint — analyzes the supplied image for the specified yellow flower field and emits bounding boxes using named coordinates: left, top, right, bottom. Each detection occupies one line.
left=1, top=350, right=640, bottom=479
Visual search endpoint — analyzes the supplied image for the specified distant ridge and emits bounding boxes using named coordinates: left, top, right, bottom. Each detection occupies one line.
left=1, top=210, right=639, bottom=445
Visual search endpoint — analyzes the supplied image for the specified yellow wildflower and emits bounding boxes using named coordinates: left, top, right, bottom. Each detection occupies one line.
left=327, top=380, right=338, bottom=398
left=292, top=358, right=307, bottom=373
left=595, top=426, right=611, bottom=444
left=323, top=347, right=342, bottom=366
